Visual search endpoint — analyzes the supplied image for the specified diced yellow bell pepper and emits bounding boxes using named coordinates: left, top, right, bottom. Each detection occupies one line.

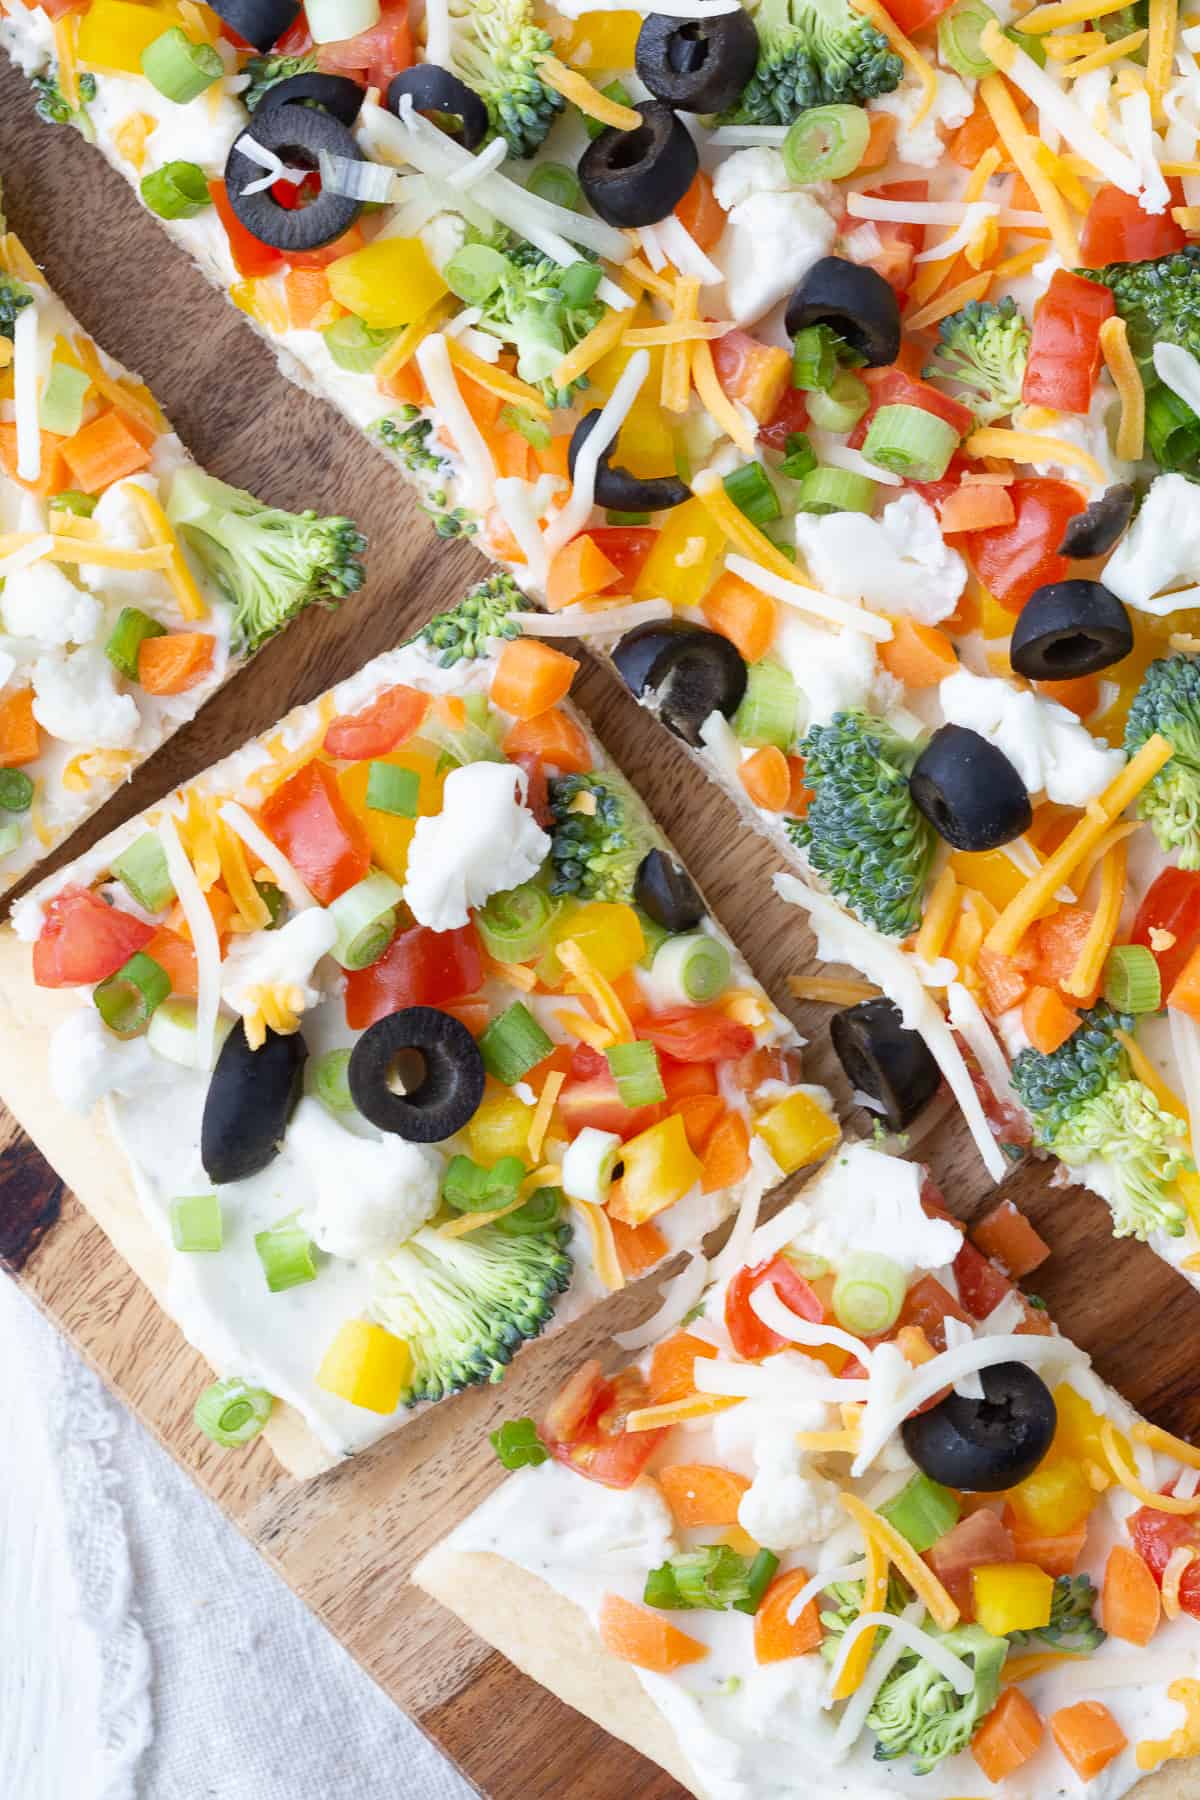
left=230, top=277, right=288, bottom=335
left=1005, top=1452, right=1099, bottom=1536
left=77, top=0, right=179, bottom=74
left=326, top=237, right=448, bottom=330
left=616, top=399, right=678, bottom=481
left=949, top=847, right=1026, bottom=912
left=972, top=1562, right=1055, bottom=1637
left=338, top=747, right=444, bottom=885
left=607, top=1113, right=702, bottom=1224
left=633, top=497, right=726, bottom=609
left=547, top=6, right=642, bottom=68
left=979, top=589, right=1014, bottom=642
left=541, top=899, right=645, bottom=984
left=468, top=1081, right=536, bottom=1163
left=315, top=1319, right=412, bottom=1413
left=1052, top=1384, right=1127, bottom=1488
left=588, top=331, right=666, bottom=403
left=754, top=1091, right=840, bottom=1175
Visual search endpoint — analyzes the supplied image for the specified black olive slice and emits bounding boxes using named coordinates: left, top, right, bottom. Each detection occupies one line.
left=253, top=71, right=366, bottom=126
left=635, top=11, right=759, bottom=114
left=386, top=66, right=489, bottom=151
left=209, top=0, right=298, bottom=53
left=829, top=997, right=941, bottom=1131
left=611, top=619, right=747, bottom=746
left=568, top=411, right=690, bottom=515
left=909, top=725, right=1032, bottom=852
left=1010, top=579, right=1133, bottom=681
left=201, top=1022, right=308, bottom=1185
left=1057, top=482, right=1135, bottom=559
left=225, top=104, right=364, bottom=253
left=349, top=1006, right=485, bottom=1142
left=783, top=256, right=901, bottom=368
left=579, top=101, right=699, bottom=229
left=634, top=847, right=706, bottom=933
left=903, top=1363, right=1057, bottom=1491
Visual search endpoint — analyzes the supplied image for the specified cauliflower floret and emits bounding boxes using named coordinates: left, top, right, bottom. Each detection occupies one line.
left=32, top=647, right=139, bottom=747
left=939, top=667, right=1125, bottom=807
left=418, top=211, right=468, bottom=275
left=220, top=908, right=338, bottom=1022
left=870, top=70, right=973, bottom=167
left=794, top=493, right=966, bottom=624
left=711, top=147, right=794, bottom=212
left=1096, top=474, right=1200, bottom=613
left=738, top=1427, right=843, bottom=1551
left=404, top=761, right=551, bottom=931
left=713, top=185, right=836, bottom=328
left=1, top=559, right=101, bottom=647
left=77, top=473, right=173, bottom=607
left=773, top=608, right=878, bottom=732
left=290, top=1098, right=441, bottom=1260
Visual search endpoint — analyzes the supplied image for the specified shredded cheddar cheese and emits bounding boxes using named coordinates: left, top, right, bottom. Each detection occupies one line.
left=905, top=273, right=993, bottom=332
left=570, top=1197, right=625, bottom=1291
left=1031, top=141, right=1093, bottom=211
left=178, top=791, right=222, bottom=892
left=72, top=335, right=166, bottom=437
left=832, top=1514, right=889, bottom=1698
left=1002, top=1650, right=1084, bottom=1683
left=840, top=1493, right=959, bottom=1633
left=1061, top=27, right=1148, bottom=74
left=693, top=469, right=814, bottom=584
left=554, top=1007, right=615, bottom=1052
left=662, top=277, right=699, bottom=416
left=0, top=233, right=43, bottom=286
left=53, top=15, right=80, bottom=108
left=787, top=975, right=882, bottom=1005
left=623, top=319, right=729, bottom=347
left=1063, top=839, right=1126, bottom=998
left=1137, top=1679, right=1200, bottom=1772
left=1016, top=0, right=1138, bottom=29
left=536, top=55, right=642, bottom=129
left=979, top=70, right=1081, bottom=263
left=113, top=111, right=156, bottom=170
left=690, top=339, right=756, bottom=457
left=1147, top=0, right=1178, bottom=116
left=1103, top=1420, right=1200, bottom=1513
left=444, top=336, right=552, bottom=418
left=60, top=748, right=138, bottom=793
left=552, top=305, right=631, bottom=392
left=1100, top=315, right=1145, bottom=461
left=1162, top=1545, right=1197, bottom=1620
left=374, top=294, right=457, bottom=382
left=964, top=426, right=1108, bottom=486
left=626, top=1393, right=740, bottom=1432
left=29, top=785, right=51, bottom=847
left=527, top=1070, right=565, bottom=1163
left=1132, top=1419, right=1200, bottom=1469
left=794, top=1427, right=860, bottom=1453
left=623, top=256, right=677, bottom=302
left=439, top=1193, right=530, bottom=1236
left=214, top=811, right=272, bottom=931
left=915, top=865, right=960, bottom=963
left=557, top=938, right=633, bottom=1040
left=126, top=482, right=208, bottom=621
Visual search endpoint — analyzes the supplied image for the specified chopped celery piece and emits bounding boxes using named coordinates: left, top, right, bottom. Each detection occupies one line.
left=146, top=999, right=233, bottom=1068
left=254, top=1216, right=317, bottom=1292
left=479, top=1001, right=553, bottom=1084
left=878, top=1471, right=960, bottom=1554
left=605, top=1040, right=666, bottom=1107
left=733, top=658, right=798, bottom=751
left=169, top=1192, right=223, bottom=1253
left=938, top=0, right=999, bottom=76
left=0, top=821, right=20, bottom=856
left=39, top=361, right=90, bottom=437
left=112, top=830, right=175, bottom=912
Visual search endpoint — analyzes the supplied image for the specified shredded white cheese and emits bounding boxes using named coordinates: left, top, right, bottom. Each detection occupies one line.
left=543, top=349, right=649, bottom=555
left=158, top=814, right=221, bottom=1071
left=723, top=552, right=894, bottom=641
left=218, top=801, right=317, bottom=911
left=614, top=1250, right=709, bottom=1351
left=13, top=303, right=40, bottom=484
left=415, top=332, right=496, bottom=510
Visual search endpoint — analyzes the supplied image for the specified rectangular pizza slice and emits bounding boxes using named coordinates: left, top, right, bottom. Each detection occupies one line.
left=0, top=576, right=841, bottom=1475
left=416, top=1140, right=1200, bottom=1800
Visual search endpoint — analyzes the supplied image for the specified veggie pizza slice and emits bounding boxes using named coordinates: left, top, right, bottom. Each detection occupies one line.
left=0, top=187, right=364, bottom=893
left=418, top=1141, right=1200, bottom=1799
left=0, top=577, right=840, bottom=1474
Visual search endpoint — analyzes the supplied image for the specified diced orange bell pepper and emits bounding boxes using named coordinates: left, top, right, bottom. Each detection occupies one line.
left=939, top=482, right=1015, bottom=534
left=1031, top=905, right=1095, bottom=989
left=490, top=638, right=579, bottom=721
left=60, top=408, right=150, bottom=491
left=977, top=944, right=1032, bottom=1016
left=144, top=926, right=198, bottom=999
left=0, top=688, right=40, bottom=767
left=711, top=329, right=791, bottom=424
left=599, top=1593, right=707, bottom=1672
left=739, top=745, right=791, bottom=812
left=878, top=616, right=959, bottom=688
left=284, top=267, right=335, bottom=330
left=755, top=1568, right=823, bottom=1663
left=659, top=1463, right=750, bottom=1528
left=1037, top=674, right=1100, bottom=719
left=648, top=1331, right=718, bottom=1404
left=609, top=1216, right=668, bottom=1278
left=857, top=110, right=897, bottom=173
left=503, top=707, right=592, bottom=774
left=1102, top=1544, right=1160, bottom=1645
left=545, top=534, right=621, bottom=610
left=972, top=1688, right=1044, bottom=1783
left=673, top=1092, right=726, bottom=1155
left=700, top=1110, right=751, bottom=1193
left=1050, top=1700, right=1127, bottom=1781
left=1022, top=984, right=1080, bottom=1055
left=701, top=571, right=777, bottom=663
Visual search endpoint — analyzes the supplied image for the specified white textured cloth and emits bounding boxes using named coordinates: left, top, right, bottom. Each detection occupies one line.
left=0, top=1279, right=474, bottom=1800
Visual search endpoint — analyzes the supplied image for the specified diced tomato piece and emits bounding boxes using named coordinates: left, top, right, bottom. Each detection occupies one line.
left=880, top=0, right=956, bottom=35
left=1080, top=184, right=1187, bottom=268
left=953, top=1239, right=1015, bottom=1321
left=32, top=887, right=155, bottom=989
left=1004, top=1505, right=1089, bottom=1576
left=637, top=1007, right=755, bottom=1064
left=344, top=920, right=482, bottom=1030
left=285, top=221, right=366, bottom=271
left=729, top=1044, right=806, bottom=1092
left=968, top=478, right=1086, bottom=614
left=273, top=12, right=313, bottom=52
left=894, top=1274, right=971, bottom=1353
left=543, top=1359, right=667, bottom=1489
left=509, top=750, right=551, bottom=827
left=207, top=180, right=285, bottom=279
left=316, top=0, right=413, bottom=88
left=965, top=1052, right=1034, bottom=1148
left=557, top=1070, right=661, bottom=1140
left=659, top=1053, right=719, bottom=1103
left=841, top=182, right=928, bottom=300
left=1132, top=867, right=1200, bottom=994
left=324, top=685, right=429, bottom=761
left=712, top=329, right=792, bottom=424
left=758, top=384, right=809, bottom=454
left=1127, top=1496, right=1200, bottom=1619
left=725, top=1255, right=826, bottom=1361
left=1022, top=271, right=1114, bottom=415
left=925, top=1508, right=1015, bottom=1618
left=582, top=526, right=656, bottom=589
left=849, top=364, right=975, bottom=451
left=972, top=1199, right=1051, bottom=1278
left=260, top=760, right=370, bottom=905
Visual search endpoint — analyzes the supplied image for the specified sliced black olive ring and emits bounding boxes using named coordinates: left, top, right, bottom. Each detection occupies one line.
left=201, top=1022, right=308, bottom=1185
left=1010, top=579, right=1134, bottom=681
left=225, top=104, right=365, bottom=253
left=634, top=847, right=706, bottom=933
left=578, top=100, right=699, bottom=229
left=385, top=66, right=490, bottom=151
left=902, top=1362, right=1058, bottom=1491
left=1057, top=482, right=1136, bottom=559
left=254, top=71, right=367, bottom=127
left=348, top=1006, right=486, bottom=1142
left=568, top=410, right=690, bottom=515
left=612, top=619, right=747, bottom=747
left=784, top=256, right=901, bottom=368
left=635, top=11, right=760, bottom=114
left=829, top=997, right=941, bottom=1131
left=209, top=0, right=298, bottom=54
left=909, top=724, right=1032, bottom=852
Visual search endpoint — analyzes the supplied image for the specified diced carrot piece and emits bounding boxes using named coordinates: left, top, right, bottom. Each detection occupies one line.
left=480, top=508, right=526, bottom=564
left=977, top=946, right=1031, bottom=1017
left=1037, top=674, right=1099, bottom=719
left=457, top=371, right=504, bottom=435
left=137, top=632, right=216, bottom=695
left=701, top=571, right=777, bottom=664
left=754, top=1568, right=823, bottom=1663
left=1022, top=984, right=1081, bottom=1055
left=60, top=408, right=151, bottom=491
left=939, top=483, right=1015, bottom=534
left=700, top=1110, right=751, bottom=1193
left=284, top=267, right=334, bottom=329
left=857, top=109, right=897, bottom=173
left=0, top=425, right=68, bottom=497
left=533, top=433, right=570, bottom=481
left=546, top=534, right=621, bottom=610
left=738, top=744, right=790, bottom=812
left=490, top=638, right=580, bottom=721
left=648, top=1331, right=718, bottom=1404
left=972, top=1199, right=1050, bottom=1279
left=1169, top=942, right=1200, bottom=1019
left=1002, top=1506, right=1089, bottom=1577
left=491, top=429, right=532, bottom=481
left=659, top=1463, right=751, bottom=1528
left=672, top=1092, right=726, bottom=1154
left=503, top=708, right=592, bottom=774
left=972, top=1688, right=1044, bottom=1783
left=145, top=926, right=198, bottom=999
left=599, top=1593, right=707, bottom=1672
left=712, top=329, right=792, bottom=423
left=376, top=358, right=424, bottom=405
left=1031, top=905, right=1097, bottom=995
left=660, top=1057, right=718, bottom=1103
left=786, top=755, right=813, bottom=817
left=949, top=100, right=1000, bottom=167
left=1102, top=1544, right=1160, bottom=1646
left=611, top=969, right=649, bottom=1025
left=609, top=1216, right=668, bottom=1278
left=0, top=688, right=40, bottom=767
left=878, top=616, right=960, bottom=689
left=1050, top=1701, right=1127, bottom=1781
left=674, top=168, right=724, bottom=251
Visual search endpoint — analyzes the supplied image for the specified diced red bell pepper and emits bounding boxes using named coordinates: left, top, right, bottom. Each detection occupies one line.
left=259, top=760, right=370, bottom=906
left=894, top=1274, right=972, bottom=1353
left=1080, top=184, right=1186, bottom=268
left=968, top=478, right=1085, bottom=614
left=583, top=527, right=657, bottom=590
left=725, top=1255, right=826, bottom=1361
left=1022, top=270, right=1115, bottom=415
left=1132, top=867, right=1200, bottom=994
left=33, top=887, right=155, bottom=988
left=1128, top=1495, right=1200, bottom=1620
left=344, top=920, right=483, bottom=1030
left=758, top=384, right=810, bottom=454
left=543, top=1359, right=667, bottom=1489
left=637, top=1007, right=755, bottom=1064
left=972, top=1199, right=1051, bottom=1279
left=925, top=1508, right=1015, bottom=1618
left=207, top=180, right=285, bottom=279
left=880, top=0, right=957, bottom=36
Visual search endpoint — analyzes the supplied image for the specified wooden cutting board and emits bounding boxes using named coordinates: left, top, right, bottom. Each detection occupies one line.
left=5, top=57, right=1200, bottom=1800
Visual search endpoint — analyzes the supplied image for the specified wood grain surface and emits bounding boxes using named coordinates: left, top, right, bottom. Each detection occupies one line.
left=5, top=53, right=1200, bottom=1800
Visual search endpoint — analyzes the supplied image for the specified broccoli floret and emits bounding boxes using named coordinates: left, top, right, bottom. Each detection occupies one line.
left=724, top=0, right=902, bottom=125
left=420, top=573, right=525, bottom=665
left=450, top=0, right=564, bottom=158
left=0, top=273, right=32, bottom=343
left=548, top=771, right=656, bottom=903
left=923, top=297, right=1031, bottom=425
left=785, top=710, right=936, bottom=937
left=1010, top=1575, right=1106, bottom=1655
left=1124, top=655, right=1200, bottom=866
left=1011, top=1002, right=1191, bottom=1242
left=371, top=408, right=448, bottom=476
left=241, top=51, right=319, bottom=111
left=165, top=467, right=366, bottom=653
left=369, top=1222, right=573, bottom=1404
left=32, top=70, right=97, bottom=139
left=466, top=247, right=605, bottom=405
left=1083, top=248, right=1200, bottom=469
left=868, top=1623, right=1008, bottom=1775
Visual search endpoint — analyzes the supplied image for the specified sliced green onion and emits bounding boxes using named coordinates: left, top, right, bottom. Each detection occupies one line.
left=863, top=403, right=961, bottom=482
left=561, top=1125, right=621, bottom=1204
left=732, top=1549, right=781, bottom=1615
left=807, top=369, right=870, bottom=434
left=321, top=315, right=400, bottom=372
left=444, top=243, right=510, bottom=306
left=791, top=323, right=844, bottom=393
left=497, top=1185, right=563, bottom=1235
left=0, top=768, right=33, bottom=813
left=795, top=465, right=878, bottom=515
left=607, top=509, right=651, bottom=526
left=443, top=1152, right=526, bottom=1213
left=937, top=0, right=999, bottom=76
left=328, top=870, right=402, bottom=970
left=105, top=606, right=166, bottom=681
left=462, top=692, right=496, bottom=734
left=477, top=880, right=556, bottom=964
left=146, top=999, right=232, bottom=1068
left=643, top=1562, right=682, bottom=1608
left=1008, top=21, right=1046, bottom=62
left=194, top=1377, right=273, bottom=1447
left=644, top=1546, right=771, bottom=1611
left=723, top=460, right=781, bottom=527
left=652, top=931, right=732, bottom=1004
left=39, top=362, right=90, bottom=437
left=490, top=1415, right=549, bottom=1468
left=605, top=1040, right=666, bottom=1107
left=832, top=1250, right=906, bottom=1335
left=499, top=403, right=552, bottom=450
left=1103, top=943, right=1161, bottom=1012
left=365, top=760, right=419, bottom=818
left=254, top=1216, right=317, bottom=1293
left=479, top=1000, right=553, bottom=1084
left=733, top=658, right=798, bottom=751
left=112, top=830, right=175, bottom=912
left=527, top=161, right=581, bottom=211
left=783, top=103, right=870, bottom=182
left=140, top=159, right=211, bottom=220
left=583, top=81, right=632, bottom=138
left=0, top=821, right=20, bottom=857
left=419, top=704, right=505, bottom=768
left=780, top=431, right=817, bottom=481
left=878, top=1471, right=961, bottom=1554
left=48, top=489, right=96, bottom=517
left=93, top=952, right=170, bottom=1038
left=560, top=260, right=603, bottom=307
left=256, top=880, right=287, bottom=928
left=313, top=1047, right=355, bottom=1114
left=304, top=0, right=380, bottom=45
left=169, top=1192, right=223, bottom=1253
left=141, top=25, right=222, bottom=102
